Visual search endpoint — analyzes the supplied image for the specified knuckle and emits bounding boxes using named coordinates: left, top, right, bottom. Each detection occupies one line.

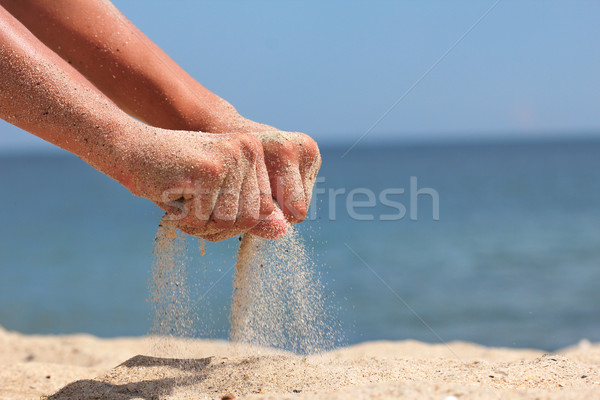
left=203, top=159, right=225, bottom=181
left=238, top=134, right=262, bottom=156
left=299, top=133, right=320, bottom=159
left=210, top=213, right=235, bottom=230
left=292, top=205, right=308, bottom=222
left=237, top=215, right=259, bottom=230
left=260, top=196, right=274, bottom=215
left=211, top=205, right=237, bottom=229
left=244, top=133, right=262, bottom=148
left=313, top=150, right=322, bottom=170
left=279, top=138, right=296, bottom=155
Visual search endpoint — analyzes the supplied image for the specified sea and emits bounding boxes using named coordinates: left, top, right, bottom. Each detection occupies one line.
left=1, top=138, right=599, bottom=351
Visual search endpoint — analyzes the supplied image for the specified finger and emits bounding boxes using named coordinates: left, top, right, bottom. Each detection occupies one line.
left=255, top=148, right=274, bottom=219
left=299, top=146, right=322, bottom=210
left=261, top=138, right=307, bottom=223
left=165, top=171, right=225, bottom=236
left=207, top=168, right=242, bottom=231
left=235, top=169, right=260, bottom=231
left=249, top=203, right=289, bottom=239
left=187, top=166, right=260, bottom=241
left=271, top=166, right=307, bottom=224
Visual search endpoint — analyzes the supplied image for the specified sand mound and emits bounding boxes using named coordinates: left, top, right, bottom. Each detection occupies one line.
left=1, top=327, right=599, bottom=400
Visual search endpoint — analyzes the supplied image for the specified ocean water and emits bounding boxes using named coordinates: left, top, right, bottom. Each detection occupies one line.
left=1, top=138, right=599, bottom=351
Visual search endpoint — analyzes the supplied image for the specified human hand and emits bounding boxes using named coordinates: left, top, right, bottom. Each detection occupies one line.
left=116, top=128, right=276, bottom=241
left=246, top=131, right=321, bottom=236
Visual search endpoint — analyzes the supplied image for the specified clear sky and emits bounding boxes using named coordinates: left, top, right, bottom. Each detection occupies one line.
left=1, top=0, right=599, bottom=152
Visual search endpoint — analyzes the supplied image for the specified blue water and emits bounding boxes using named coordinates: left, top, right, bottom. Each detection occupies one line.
left=1, top=139, right=599, bottom=351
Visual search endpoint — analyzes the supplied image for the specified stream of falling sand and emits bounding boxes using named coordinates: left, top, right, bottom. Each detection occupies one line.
left=149, top=219, right=196, bottom=357
left=230, top=231, right=336, bottom=354
left=150, top=218, right=338, bottom=356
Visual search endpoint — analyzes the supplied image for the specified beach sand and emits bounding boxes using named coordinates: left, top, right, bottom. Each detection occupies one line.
left=1, top=325, right=598, bottom=400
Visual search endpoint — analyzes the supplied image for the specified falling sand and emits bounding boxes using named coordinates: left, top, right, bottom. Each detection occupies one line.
left=149, top=216, right=338, bottom=356
left=231, top=231, right=337, bottom=354
left=148, top=219, right=197, bottom=358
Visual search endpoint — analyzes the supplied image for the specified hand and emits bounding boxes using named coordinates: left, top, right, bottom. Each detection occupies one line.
left=246, top=130, right=322, bottom=236
left=117, top=128, right=274, bottom=241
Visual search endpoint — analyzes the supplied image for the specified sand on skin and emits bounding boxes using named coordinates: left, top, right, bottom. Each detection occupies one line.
left=1, top=326, right=599, bottom=400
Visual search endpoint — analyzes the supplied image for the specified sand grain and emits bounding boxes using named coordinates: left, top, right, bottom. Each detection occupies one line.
left=1, top=326, right=599, bottom=400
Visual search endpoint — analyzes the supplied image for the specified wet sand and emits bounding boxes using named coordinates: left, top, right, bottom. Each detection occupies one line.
left=0, top=325, right=598, bottom=400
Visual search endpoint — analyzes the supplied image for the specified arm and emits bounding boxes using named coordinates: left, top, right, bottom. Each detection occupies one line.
left=0, top=0, right=259, bottom=133
left=0, top=4, right=277, bottom=241
left=2, top=0, right=321, bottom=224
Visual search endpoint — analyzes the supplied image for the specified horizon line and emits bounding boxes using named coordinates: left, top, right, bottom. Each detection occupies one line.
left=1, top=129, right=600, bottom=156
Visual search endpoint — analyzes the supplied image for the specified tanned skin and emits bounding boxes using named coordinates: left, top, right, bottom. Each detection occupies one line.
left=0, top=1, right=321, bottom=241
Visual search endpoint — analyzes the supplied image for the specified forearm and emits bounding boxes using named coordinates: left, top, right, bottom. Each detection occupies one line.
left=0, top=5, right=134, bottom=186
left=0, top=0, right=261, bottom=133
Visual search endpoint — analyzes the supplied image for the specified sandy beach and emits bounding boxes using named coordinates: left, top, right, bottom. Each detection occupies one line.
left=1, top=325, right=598, bottom=400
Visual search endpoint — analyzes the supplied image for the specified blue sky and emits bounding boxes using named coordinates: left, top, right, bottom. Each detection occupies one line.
left=1, top=0, right=599, bottom=152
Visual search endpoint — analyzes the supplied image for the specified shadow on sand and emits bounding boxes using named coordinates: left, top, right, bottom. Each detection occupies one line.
left=49, top=355, right=213, bottom=400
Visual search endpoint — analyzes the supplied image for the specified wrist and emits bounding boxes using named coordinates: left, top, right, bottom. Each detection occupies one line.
left=169, top=88, right=273, bottom=134
left=76, top=117, right=143, bottom=191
